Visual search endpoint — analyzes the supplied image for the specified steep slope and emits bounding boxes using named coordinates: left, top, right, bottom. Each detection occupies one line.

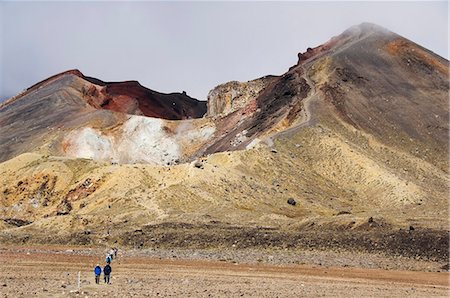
left=0, top=23, right=448, bottom=261
left=205, top=23, right=448, bottom=165
left=0, top=71, right=210, bottom=164
left=301, top=23, right=449, bottom=171
left=0, top=74, right=98, bottom=163
left=1, top=69, right=206, bottom=120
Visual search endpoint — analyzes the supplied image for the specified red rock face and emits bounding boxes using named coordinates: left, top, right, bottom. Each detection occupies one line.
left=91, top=80, right=207, bottom=120
left=82, top=77, right=206, bottom=120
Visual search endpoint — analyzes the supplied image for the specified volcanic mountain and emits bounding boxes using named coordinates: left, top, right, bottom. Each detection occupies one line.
left=0, top=69, right=209, bottom=164
left=0, top=23, right=448, bottom=262
left=3, top=69, right=206, bottom=120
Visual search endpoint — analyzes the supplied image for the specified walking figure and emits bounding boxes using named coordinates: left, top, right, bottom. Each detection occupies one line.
left=94, top=264, right=102, bottom=284
left=104, top=264, right=112, bottom=284
left=109, top=249, right=115, bottom=260
left=106, top=254, right=112, bottom=264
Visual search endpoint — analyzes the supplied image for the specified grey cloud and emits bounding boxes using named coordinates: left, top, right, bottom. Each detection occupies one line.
left=1, top=1, right=448, bottom=101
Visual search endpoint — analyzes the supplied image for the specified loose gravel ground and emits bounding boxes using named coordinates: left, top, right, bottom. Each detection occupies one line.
left=0, top=245, right=448, bottom=297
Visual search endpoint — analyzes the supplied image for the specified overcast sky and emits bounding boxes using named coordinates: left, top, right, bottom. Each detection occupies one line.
left=0, top=1, right=448, bottom=101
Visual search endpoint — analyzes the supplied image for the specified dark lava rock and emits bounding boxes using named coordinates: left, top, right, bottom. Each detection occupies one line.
left=194, top=161, right=204, bottom=169
left=3, top=218, right=32, bottom=227
left=336, top=210, right=351, bottom=216
left=287, top=198, right=296, bottom=206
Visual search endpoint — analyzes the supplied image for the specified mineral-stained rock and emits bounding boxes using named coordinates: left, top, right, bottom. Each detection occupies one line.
left=56, top=200, right=72, bottom=216
left=206, top=77, right=274, bottom=118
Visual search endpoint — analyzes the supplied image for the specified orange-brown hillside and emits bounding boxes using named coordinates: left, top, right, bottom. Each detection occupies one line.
left=0, top=23, right=448, bottom=263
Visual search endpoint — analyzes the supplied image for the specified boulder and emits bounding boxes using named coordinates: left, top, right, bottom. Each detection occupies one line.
left=287, top=198, right=296, bottom=206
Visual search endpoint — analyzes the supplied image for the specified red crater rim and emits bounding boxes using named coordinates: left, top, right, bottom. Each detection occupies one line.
left=8, top=69, right=207, bottom=121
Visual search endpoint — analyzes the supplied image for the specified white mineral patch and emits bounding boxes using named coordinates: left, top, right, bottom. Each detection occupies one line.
left=29, top=198, right=39, bottom=208
left=181, top=126, right=215, bottom=141
left=117, top=116, right=180, bottom=165
left=246, top=138, right=261, bottom=149
left=63, top=115, right=216, bottom=165
left=175, top=120, right=215, bottom=142
left=65, top=128, right=114, bottom=160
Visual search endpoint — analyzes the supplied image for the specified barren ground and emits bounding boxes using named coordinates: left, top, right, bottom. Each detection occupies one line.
left=0, top=246, right=448, bottom=297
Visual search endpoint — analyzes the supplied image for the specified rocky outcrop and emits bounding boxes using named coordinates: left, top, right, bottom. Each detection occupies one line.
left=291, top=23, right=389, bottom=70
left=206, top=76, right=274, bottom=118
left=82, top=79, right=207, bottom=120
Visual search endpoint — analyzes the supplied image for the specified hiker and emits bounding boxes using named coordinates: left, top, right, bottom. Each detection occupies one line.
left=94, top=264, right=102, bottom=284
left=113, top=247, right=118, bottom=258
left=109, top=249, right=115, bottom=260
left=106, top=254, right=112, bottom=264
left=104, top=263, right=112, bottom=284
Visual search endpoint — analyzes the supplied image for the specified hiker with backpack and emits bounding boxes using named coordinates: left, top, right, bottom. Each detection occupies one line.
left=104, top=263, right=112, bottom=284
left=94, top=264, right=102, bottom=284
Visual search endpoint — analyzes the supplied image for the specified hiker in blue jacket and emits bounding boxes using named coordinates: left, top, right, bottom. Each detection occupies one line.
left=94, top=264, right=102, bottom=284
left=106, top=254, right=112, bottom=264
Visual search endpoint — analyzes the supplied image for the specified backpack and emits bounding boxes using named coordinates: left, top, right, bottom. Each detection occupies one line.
left=104, top=265, right=111, bottom=275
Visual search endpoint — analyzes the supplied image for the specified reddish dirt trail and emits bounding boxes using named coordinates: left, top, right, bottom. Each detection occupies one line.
left=0, top=248, right=448, bottom=297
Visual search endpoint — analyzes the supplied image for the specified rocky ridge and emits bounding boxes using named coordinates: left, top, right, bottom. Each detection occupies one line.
left=0, top=23, right=448, bottom=263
